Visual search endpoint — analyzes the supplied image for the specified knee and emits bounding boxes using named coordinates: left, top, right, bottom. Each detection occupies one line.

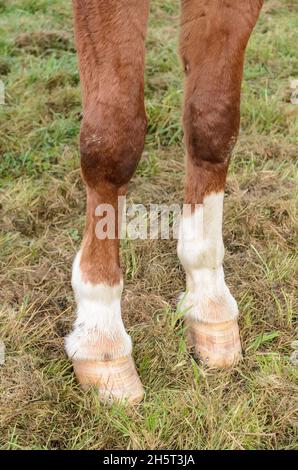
left=184, top=93, right=240, bottom=167
left=80, top=103, right=147, bottom=188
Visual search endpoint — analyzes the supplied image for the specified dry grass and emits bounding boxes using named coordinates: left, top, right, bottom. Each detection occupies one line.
left=0, top=0, right=297, bottom=450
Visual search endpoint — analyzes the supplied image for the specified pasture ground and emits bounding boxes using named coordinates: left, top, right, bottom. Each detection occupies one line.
left=0, top=0, right=297, bottom=450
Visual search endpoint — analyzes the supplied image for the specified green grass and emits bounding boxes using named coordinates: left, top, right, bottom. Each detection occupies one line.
left=0, top=0, right=297, bottom=450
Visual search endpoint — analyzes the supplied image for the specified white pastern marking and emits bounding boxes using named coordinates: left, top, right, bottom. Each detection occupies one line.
left=65, top=251, right=132, bottom=361
left=177, top=192, right=238, bottom=323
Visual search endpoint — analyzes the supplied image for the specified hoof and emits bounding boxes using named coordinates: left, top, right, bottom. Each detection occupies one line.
left=186, top=319, right=242, bottom=369
left=72, top=356, right=144, bottom=405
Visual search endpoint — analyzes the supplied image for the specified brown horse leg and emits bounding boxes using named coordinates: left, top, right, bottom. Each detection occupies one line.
left=65, top=0, right=150, bottom=403
left=178, top=0, right=263, bottom=368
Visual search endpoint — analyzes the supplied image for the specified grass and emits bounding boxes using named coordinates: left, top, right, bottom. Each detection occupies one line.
left=0, top=0, right=297, bottom=450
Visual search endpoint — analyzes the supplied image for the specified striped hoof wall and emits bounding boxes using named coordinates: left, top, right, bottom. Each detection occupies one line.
left=186, top=319, right=242, bottom=369
left=73, top=356, right=144, bottom=405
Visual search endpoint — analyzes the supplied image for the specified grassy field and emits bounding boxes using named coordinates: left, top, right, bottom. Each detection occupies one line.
left=0, top=0, right=297, bottom=450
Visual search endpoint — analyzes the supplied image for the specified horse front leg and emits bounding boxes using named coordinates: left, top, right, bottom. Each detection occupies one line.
left=178, top=0, right=263, bottom=368
left=65, top=0, right=150, bottom=403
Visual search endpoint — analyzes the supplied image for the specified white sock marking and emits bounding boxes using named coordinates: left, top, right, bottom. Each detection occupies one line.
left=177, top=192, right=238, bottom=323
left=65, top=251, right=132, bottom=361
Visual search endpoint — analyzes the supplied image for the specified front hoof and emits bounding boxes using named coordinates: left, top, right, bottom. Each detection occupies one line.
left=186, top=319, right=242, bottom=369
left=72, top=356, right=144, bottom=405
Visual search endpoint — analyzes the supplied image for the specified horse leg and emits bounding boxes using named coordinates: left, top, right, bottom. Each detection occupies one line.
left=65, top=0, right=149, bottom=403
left=178, top=0, right=263, bottom=368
